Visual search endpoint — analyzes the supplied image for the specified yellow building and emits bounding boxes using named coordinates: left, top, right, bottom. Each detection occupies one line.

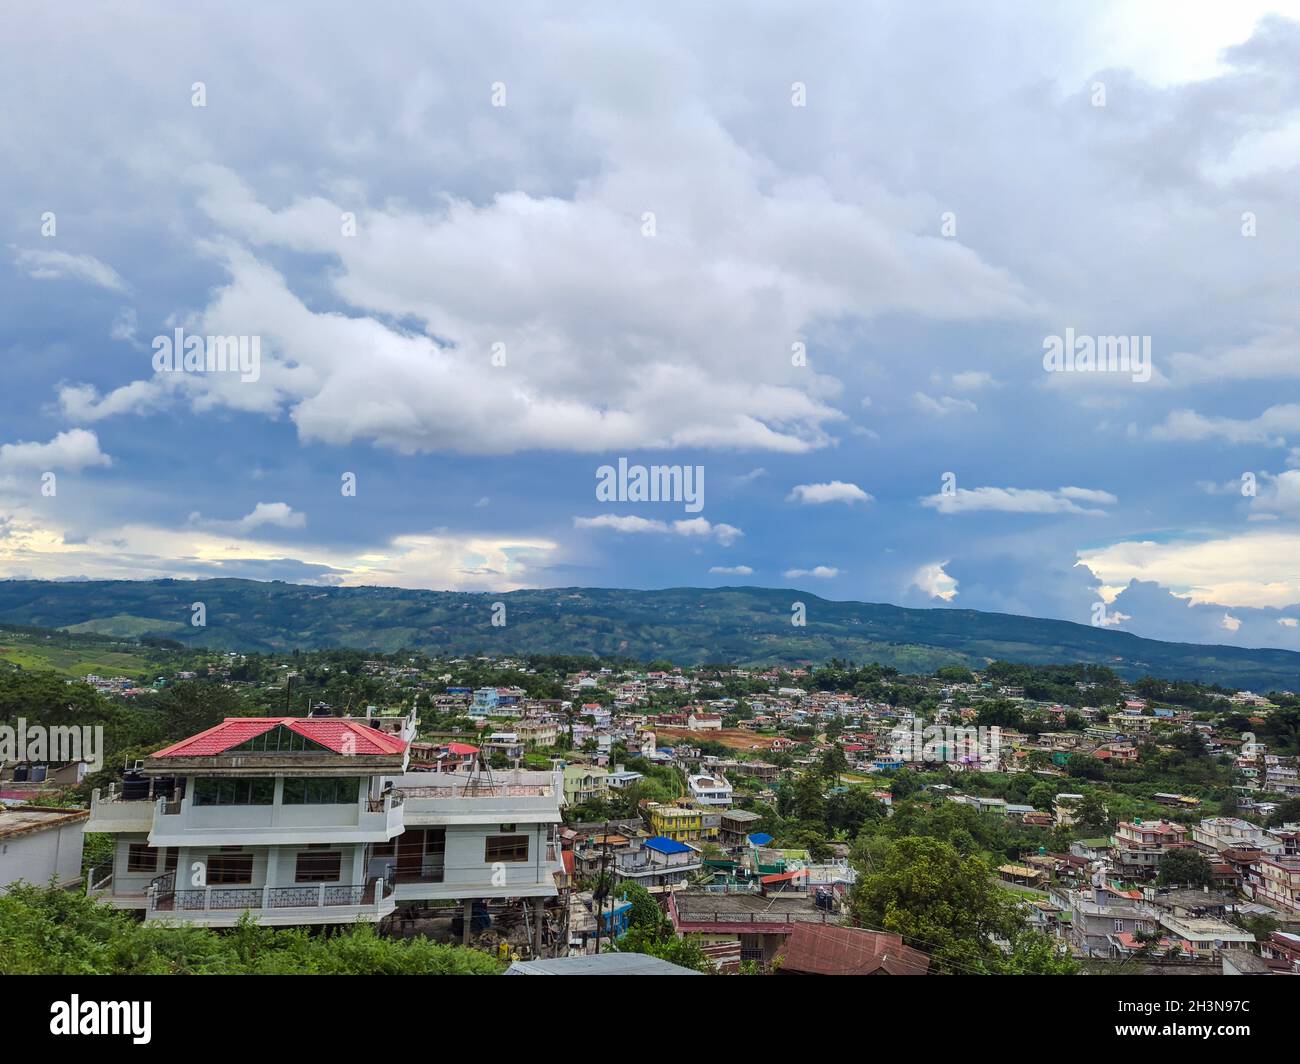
left=648, top=804, right=717, bottom=842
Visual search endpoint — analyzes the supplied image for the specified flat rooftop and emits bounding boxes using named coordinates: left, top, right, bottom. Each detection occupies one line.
left=0, top=806, right=89, bottom=840
left=674, top=891, right=828, bottom=921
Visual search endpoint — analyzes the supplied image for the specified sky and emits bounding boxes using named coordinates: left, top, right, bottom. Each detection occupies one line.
left=3, top=1, right=1300, bottom=651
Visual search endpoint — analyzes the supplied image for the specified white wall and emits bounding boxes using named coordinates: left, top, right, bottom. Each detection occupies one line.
left=0, top=823, right=85, bottom=889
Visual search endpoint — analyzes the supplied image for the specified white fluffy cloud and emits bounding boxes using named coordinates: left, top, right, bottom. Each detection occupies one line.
left=786, top=480, right=873, bottom=505
left=11, top=248, right=126, bottom=292
left=574, top=513, right=742, bottom=545
left=784, top=565, right=839, bottom=579
left=911, top=561, right=959, bottom=602
left=0, top=429, right=112, bottom=474
left=922, top=485, right=1116, bottom=515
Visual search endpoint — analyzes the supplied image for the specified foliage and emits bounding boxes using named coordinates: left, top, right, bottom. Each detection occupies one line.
left=0, top=885, right=503, bottom=975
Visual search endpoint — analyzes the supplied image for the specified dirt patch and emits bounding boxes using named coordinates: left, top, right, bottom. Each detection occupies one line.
left=654, top=726, right=781, bottom=752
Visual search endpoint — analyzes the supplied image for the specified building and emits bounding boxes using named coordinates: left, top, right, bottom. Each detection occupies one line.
left=1067, top=877, right=1159, bottom=957
left=1110, top=819, right=1189, bottom=879
left=668, top=890, right=842, bottom=967
left=0, top=805, right=88, bottom=890
left=613, top=836, right=703, bottom=891
left=687, top=772, right=733, bottom=808
left=1192, top=817, right=1284, bottom=857
left=774, top=923, right=930, bottom=975
left=719, top=809, right=763, bottom=847
left=605, top=765, right=645, bottom=791
left=562, top=764, right=609, bottom=806
left=1246, top=855, right=1300, bottom=915
left=648, top=804, right=713, bottom=842
left=84, top=715, right=565, bottom=944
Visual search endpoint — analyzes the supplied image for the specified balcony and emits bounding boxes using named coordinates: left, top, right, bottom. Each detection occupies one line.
left=144, top=872, right=396, bottom=926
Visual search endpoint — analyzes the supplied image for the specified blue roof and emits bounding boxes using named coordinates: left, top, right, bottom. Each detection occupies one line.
left=644, top=836, right=692, bottom=855
left=747, top=832, right=774, bottom=846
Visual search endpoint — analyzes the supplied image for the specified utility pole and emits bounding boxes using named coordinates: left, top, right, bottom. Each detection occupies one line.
left=593, top=820, right=610, bottom=954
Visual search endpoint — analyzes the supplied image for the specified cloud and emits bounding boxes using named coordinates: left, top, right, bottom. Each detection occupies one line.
left=786, top=480, right=873, bottom=505
left=922, top=485, right=1115, bottom=515
left=0, top=429, right=112, bottom=474
left=784, top=565, right=839, bottom=579
left=574, top=513, right=742, bottom=545
left=709, top=565, right=753, bottom=575
left=911, top=561, right=959, bottom=602
left=914, top=392, right=977, bottom=416
left=11, top=248, right=127, bottom=292
left=1080, top=530, right=1300, bottom=609
left=1150, top=404, right=1300, bottom=446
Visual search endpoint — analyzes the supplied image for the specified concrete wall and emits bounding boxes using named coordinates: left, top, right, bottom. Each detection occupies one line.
left=1, top=822, right=85, bottom=889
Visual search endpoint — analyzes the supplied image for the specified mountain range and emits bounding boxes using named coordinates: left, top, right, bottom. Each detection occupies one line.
left=0, top=578, right=1297, bottom=690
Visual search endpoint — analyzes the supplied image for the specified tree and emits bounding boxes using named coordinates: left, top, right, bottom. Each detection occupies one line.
left=1157, top=848, right=1213, bottom=888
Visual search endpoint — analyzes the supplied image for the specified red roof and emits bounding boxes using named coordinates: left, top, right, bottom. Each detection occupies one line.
left=152, top=718, right=408, bottom=758
left=775, top=924, right=930, bottom=976
left=444, top=742, right=479, bottom=756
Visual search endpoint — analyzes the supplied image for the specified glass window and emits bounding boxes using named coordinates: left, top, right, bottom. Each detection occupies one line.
left=282, top=777, right=360, bottom=805
left=207, top=854, right=254, bottom=884
left=126, top=843, right=155, bottom=873
left=192, top=777, right=274, bottom=806
left=485, top=835, right=529, bottom=863
left=295, top=851, right=343, bottom=883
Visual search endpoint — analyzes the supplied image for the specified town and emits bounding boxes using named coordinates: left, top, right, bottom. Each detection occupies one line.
left=2, top=635, right=1298, bottom=977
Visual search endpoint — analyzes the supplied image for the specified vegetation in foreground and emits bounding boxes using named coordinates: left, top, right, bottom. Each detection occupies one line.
left=0, top=884, right=503, bottom=975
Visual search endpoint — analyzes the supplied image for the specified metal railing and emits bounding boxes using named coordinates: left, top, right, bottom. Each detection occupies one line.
left=147, top=879, right=391, bottom=914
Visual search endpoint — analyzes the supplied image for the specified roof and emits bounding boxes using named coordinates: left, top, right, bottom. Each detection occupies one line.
left=0, top=806, right=89, bottom=840
left=775, top=923, right=931, bottom=976
left=151, top=717, right=409, bottom=758
left=444, top=742, right=479, bottom=755
left=644, top=836, right=692, bottom=855
left=504, top=954, right=702, bottom=976
left=748, top=832, right=774, bottom=846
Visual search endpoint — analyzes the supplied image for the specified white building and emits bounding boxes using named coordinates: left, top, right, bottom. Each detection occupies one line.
left=85, top=714, right=565, bottom=933
left=0, top=805, right=88, bottom=890
left=687, top=773, right=733, bottom=808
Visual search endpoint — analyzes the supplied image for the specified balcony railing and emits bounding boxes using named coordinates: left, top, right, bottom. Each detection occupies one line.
left=147, top=877, right=392, bottom=915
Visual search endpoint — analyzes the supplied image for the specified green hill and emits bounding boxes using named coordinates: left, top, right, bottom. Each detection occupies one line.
left=0, top=578, right=1295, bottom=689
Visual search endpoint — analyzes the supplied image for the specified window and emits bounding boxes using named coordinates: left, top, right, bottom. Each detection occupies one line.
left=207, top=853, right=254, bottom=884
left=230, top=725, right=329, bottom=754
left=295, top=851, right=343, bottom=883
left=127, top=844, right=156, bottom=873
left=485, top=835, right=529, bottom=863
left=193, top=777, right=274, bottom=806
left=282, top=777, right=360, bottom=805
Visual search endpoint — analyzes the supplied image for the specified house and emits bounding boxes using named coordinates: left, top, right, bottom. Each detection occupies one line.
left=1067, top=875, right=1160, bottom=957
left=0, top=805, right=88, bottom=890
left=1192, top=817, right=1284, bottom=856
left=562, top=764, right=609, bottom=806
left=605, top=765, right=645, bottom=791
left=1156, top=911, right=1255, bottom=958
left=687, top=773, right=733, bottom=808
left=719, top=809, right=763, bottom=847
left=774, top=923, right=930, bottom=975
left=613, top=836, right=703, bottom=891
left=668, top=889, right=842, bottom=967
left=1245, top=855, right=1300, bottom=915
left=648, top=804, right=713, bottom=842
left=1110, top=819, right=1189, bottom=879
left=84, top=715, right=564, bottom=944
